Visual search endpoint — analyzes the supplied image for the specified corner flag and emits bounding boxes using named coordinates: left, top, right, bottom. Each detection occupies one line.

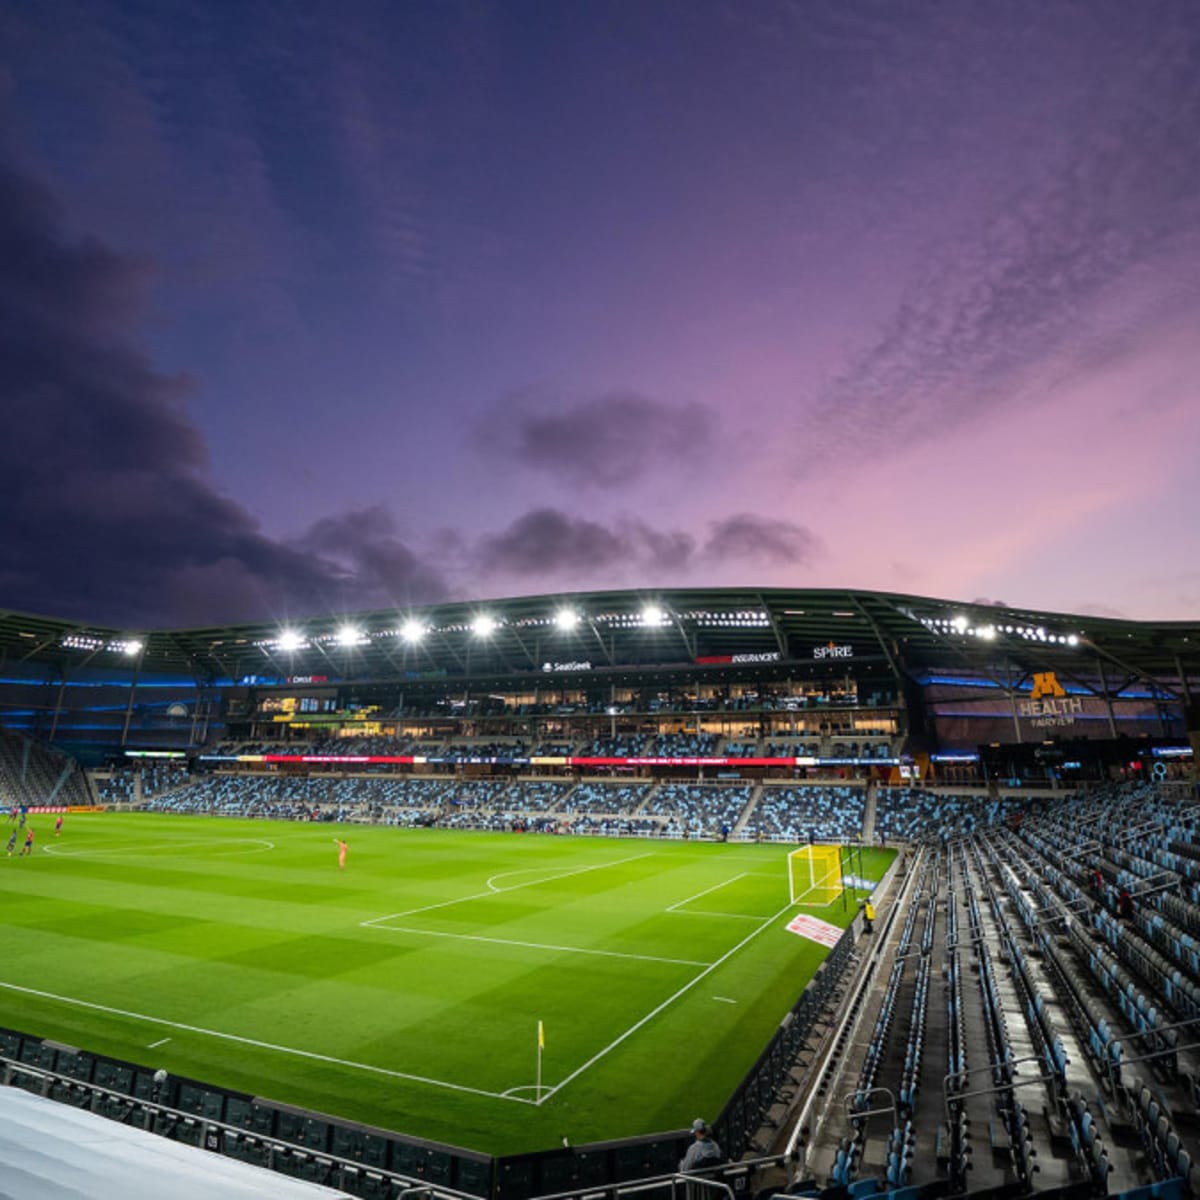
left=536, top=1019, right=545, bottom=1100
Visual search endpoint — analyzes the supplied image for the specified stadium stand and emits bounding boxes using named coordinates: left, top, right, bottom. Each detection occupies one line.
left=742, top=783, right=866, bottom=842
left=3, top=587, right=1199, bottom=1199
left=0, top=727, right=90, bottom=808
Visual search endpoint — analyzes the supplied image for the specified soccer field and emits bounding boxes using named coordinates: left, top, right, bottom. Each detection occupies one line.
left=0, top=814, right=894, bottom=1154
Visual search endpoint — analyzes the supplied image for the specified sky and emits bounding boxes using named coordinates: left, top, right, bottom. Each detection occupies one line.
left=2, top=0, right=1199, bottom=629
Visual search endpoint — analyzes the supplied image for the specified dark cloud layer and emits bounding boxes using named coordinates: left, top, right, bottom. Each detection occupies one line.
left=474, top=507, right=820, bottom=579
left=0, top=158, right=447, bottom=627
left=477, top=391, right=716, bottom=488
left=703, top=514, right=821, bottom=566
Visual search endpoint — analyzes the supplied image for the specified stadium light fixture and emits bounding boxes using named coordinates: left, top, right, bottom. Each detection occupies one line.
left=400, top=619, right=426, bottom=643
left=554, top=608, right=580, bottom=631
left=472, top=614, right=498, bottom=638
left=978, top=625, right=997, bottom=641
left=640, top=604, right=666, bottom=627
left=952, top=615, right=969, bottom=633
left=334, top=624, right=363, bottom=647
left=1067, top=634, right=1080, bottom=647
left=276, top=629, right=306, bottom=652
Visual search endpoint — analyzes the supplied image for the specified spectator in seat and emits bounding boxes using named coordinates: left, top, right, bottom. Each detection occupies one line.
left=680, top=1119, right=722, bottom=1173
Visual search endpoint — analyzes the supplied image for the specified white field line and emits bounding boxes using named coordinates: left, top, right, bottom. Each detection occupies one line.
left=0, top=980, right=533, bottom=1105
left=536, top=899, right=796, bottom=1105
left=665, top=873, right=749, bottom=913
left=361, top=852, right=653, bottom=926
left=367, top=923, right=710, bottom=967
left=712, top=997, right=738, bottom=1004
left=148, top=1036, right=172, bottom=1049
left=673, top=910, right=765, bottom=921
left=44, top=838, right=275, bottom=859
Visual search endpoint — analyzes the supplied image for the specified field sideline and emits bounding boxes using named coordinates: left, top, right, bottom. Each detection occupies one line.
left=0, top=813, right=894, bottom=1153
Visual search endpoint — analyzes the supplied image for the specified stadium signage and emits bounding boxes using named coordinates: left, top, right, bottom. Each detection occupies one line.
left=813, top=642, right=853, bottom=660
left=287, top=674, right=328, bottom=685
left=1019, top=671, right=1082, bottom=728
left=694, top=652, right=781, bottom=665
left=1018, top=696, right=1083, bottom=727
left=541, top=661, right=592, bottom=672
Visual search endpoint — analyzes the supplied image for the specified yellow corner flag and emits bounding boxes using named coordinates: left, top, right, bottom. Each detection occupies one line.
left=538, top=1020, right=545, bottom=1050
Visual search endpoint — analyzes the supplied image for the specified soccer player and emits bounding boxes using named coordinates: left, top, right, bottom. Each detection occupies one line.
left=5, top=829, right=15, bottom=856
left=335, top=838, right=348, bottom=871
left=55, top=814, right=64, bottom=838
left=20, top=828, right=34, bottom=857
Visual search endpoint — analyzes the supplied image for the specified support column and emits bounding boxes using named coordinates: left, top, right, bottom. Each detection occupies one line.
left=120, top=650, right=145, bottom=748
left=1096, top=659, right=1118, bottom=739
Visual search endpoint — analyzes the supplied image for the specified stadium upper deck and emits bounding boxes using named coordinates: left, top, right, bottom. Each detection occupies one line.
left=0, top=589, right=1196, bottom=767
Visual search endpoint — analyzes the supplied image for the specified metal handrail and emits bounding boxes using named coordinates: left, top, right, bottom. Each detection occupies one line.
left=942, top=1071, right=1061, bottom=1122
left=842, top=1086, right=897, bottom=1127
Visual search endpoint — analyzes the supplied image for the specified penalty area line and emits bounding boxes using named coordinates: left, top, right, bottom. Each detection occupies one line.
left=367, top=923, right=709, bottom=967
left=362, top=851, right=654, bottom=926
left=536, top=898, right=796, bottom=1105
left=0, top=979, right=532, bottom=1105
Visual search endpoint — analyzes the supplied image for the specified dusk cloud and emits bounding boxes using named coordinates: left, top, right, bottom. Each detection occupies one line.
left=702, top=514, right=821, bottom=566
left=471, top=508, right=821, bottom=582
left=0, top=157, right=446, bottom=627
left=804, top=5, right=1200, bottom=468
left=474, top=508, right=697, bottom=579
left=476, top=391, right=716, bottom=488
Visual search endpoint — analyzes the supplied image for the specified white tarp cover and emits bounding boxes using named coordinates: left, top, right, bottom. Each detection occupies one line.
left=0, top=1087, right=354, bottom=1199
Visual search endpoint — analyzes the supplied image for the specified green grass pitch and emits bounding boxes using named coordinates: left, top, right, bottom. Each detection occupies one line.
left=0, top=813, right=895, bottom=1154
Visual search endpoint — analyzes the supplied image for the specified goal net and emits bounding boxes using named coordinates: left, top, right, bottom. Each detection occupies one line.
left=788, top=844, right=843, bottom=906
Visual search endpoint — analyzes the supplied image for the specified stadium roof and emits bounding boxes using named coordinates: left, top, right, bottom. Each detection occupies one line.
left=0, top=589, right=1196, bottom=695
left=0, top=1088, right=352, bottom=1200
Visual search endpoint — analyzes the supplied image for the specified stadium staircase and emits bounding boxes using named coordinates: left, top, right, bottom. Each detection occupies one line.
left=731, top=784, right=764, bottom=839
left=862, top=779, right=879, bottom=844
left=631, top=783, right=660, bottom=815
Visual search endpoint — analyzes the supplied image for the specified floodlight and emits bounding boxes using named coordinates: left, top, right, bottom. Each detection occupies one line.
left=472, top=614, right=498, bottom=637
left=1067, top=634, right=1080, bottom=647
left=554, top=608, right=580, bottom=631
left=334, top=625, right=363, bottom=647
left=276, top=629, right=305, bottom=652
left=641, top=604, right=666, bottom=626
left=978, top=625, right=997, bottom=640
left=400, top=619, right=425, bottom=643
left=952, top=615, right=969, bottom=633
left=124, top=639, right=144, bottom=656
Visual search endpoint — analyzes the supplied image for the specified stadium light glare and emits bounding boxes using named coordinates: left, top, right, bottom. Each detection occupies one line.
left=554, top=608, right=580, bottom=631
left=952, top=615, right=969, bottom=633
left=123, top=639, right=143, bottom=656
left=472, top=614, right=498, bottom=638
left=276, top=629, right=305, bottom=652
left=640, top=604, right=666, bottom=627
left=400, top=619, right=425, bottom=643
left=978, top=625, right=997, bottom=640
left=1067, top=634, right=1080, bottom=647
left=334, top=625, right=363, bottom=647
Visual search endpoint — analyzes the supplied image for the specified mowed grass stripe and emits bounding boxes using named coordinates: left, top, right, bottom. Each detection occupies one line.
left=0, top=814, right=894, bottom=1152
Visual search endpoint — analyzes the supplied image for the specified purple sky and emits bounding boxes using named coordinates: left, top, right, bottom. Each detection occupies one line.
left=2, top=0, right=1199, bottom=628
